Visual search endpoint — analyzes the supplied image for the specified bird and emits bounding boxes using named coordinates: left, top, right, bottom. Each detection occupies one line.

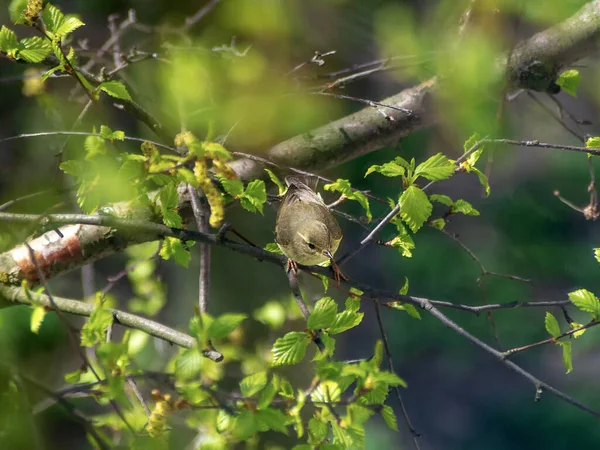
left=275, top=176, right=345, bottom=284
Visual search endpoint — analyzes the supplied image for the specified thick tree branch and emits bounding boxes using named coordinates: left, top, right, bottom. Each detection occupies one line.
left=230, top=1, right=600, bottom=182
left=0, top=284, right=195, bottom=349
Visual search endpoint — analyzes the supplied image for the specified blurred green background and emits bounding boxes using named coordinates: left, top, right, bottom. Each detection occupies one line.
left=1, top=0, right=600, bottom=448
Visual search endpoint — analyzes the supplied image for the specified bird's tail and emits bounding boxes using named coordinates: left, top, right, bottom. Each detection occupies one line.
left=285, top=175, right=319, bottom=191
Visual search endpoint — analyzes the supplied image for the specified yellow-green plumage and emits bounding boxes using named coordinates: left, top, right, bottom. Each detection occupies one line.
left=276, top=177, right=342, bottom=266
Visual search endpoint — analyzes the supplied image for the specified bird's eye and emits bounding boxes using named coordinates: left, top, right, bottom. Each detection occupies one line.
left=307, top=243, right=316, bottom=250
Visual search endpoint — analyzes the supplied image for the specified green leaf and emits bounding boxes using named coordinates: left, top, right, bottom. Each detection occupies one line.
left=241, top=180, right=267, bottom=214
left=469, top=166, right=490, bottom=196
left=308, top=417, right=328, bottom=445
left=430, top=194, right=453, bottom=206
left=324, top=178, right=371, bottom=222
left=216, top=409, right=233, bottom=433
left=254, top=301, right=286, bottom=329
left=390, top=302, right=421, bottom=319
left=9, top=0, right=29, bottom=23
left=586, top=137, right=600, bottom=149
left=264, top=242, right=284, bottom=255
left=560, top=341, right=573, bottom=374
left=207, top=313, right=247, bottom=339
left=381, top=405, right=398, bottom=431
left=556, top=69, right=580, bottom=97
left=570, top=322, right=587, bottom=339
left=313, top=332, right=335, bottom=361
left=118, top=158, right=144, bottom=180
left=80, top=300, right=114, bottom=347
left=374, top=371, right=407, bottom=387
left=429, top=218, right=446, bottom=230
left=240, top=371, right=268, bottom=397
left=544, top=312, right=560, bottom=338
left=463, top=132, right=485, bottom=166
left=399, top=277, right=409, bottom=295
left=307, top=297, right=338, bottom=330
left=54, top=16, right=84, bottom=38
left=257, top=375, right=279, bottom=409
left=175, top=347, right=202, bottom=380
left=255, top=408, right=292, bottom=433
left=451, top=199, right=480, bottom=216
left=221, top=178, right=244, bottom=197
left=365, top=161, right=405, bottom=178
left=30, top=305, right=47, bottom=334
left=42, top=4, right=65, bottom=34
left=328, top=309, right=364, bottom=335
left=204, top=142, right=232, bottom=160
left=414, top=153, right=455, bottom=181
left=594, top=248, right=600, bottom=263
left=310, top=380, right=341, bottom=403
left=99, top=125, right=125, bottom=141
left=399, top=186, right=432, bottom=232
left=0, top=26, right=18, bottom=54
left=272, top=331, right=310, bottom=366
left=568, top=289, right=600, bottom=319
left=59, top=160, right=83, bottom=177
left=386, top=220, right=415, bottom=257
left=98, top=81, right=132, bottom=101
left=265, top=168, right=287, bottom=196
left=16, top=37, right=51, bottom=62
left=159, top=237, right=191, bottom=267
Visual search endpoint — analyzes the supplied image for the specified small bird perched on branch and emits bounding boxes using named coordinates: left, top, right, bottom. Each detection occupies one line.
left=275, top=176, right=346, bottom=284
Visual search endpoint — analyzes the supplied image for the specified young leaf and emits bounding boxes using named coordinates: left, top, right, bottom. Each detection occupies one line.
left=308, top=417, right=328, bottom=445
left=0, top=26, right=18, bottom=56
left=556, top=69, right=580, bottom=97
left=175, top=347, right=202, bottom=380
left=568, top=289, right=600, bottom=319
left=307, top=297, right=337, bottom=330
left=594, top=248, right=600, bottom=263
left=207, top=313, right=247, bottom=339
left=399, top=277, right=409, bottom=295
left=381, top=405, right=399, bottom=431
left=265, top=168, right=287, bottom=196
left=240, top=371, right=268, bottom=397
left=98, top=81, right=132, bottom=101
left=30, top=305, right=47, bottom=334
left=271, top=331, right=310, bottom=366
left=451, top=199, right=479, bottom=216
left=54, top=16, right=85, bottom=37
left=99, top=125, right=125, bottom=141
left=17, top=36, right=51, bottom=63
left=254, top=301, right=287, bottom=330
left=463, top=132, right=485, bottom=166
left=586, top=137, right=600, bottom=149
left=240, top=179, right=267, bottom=214
left=221, top=178, right=244, bottom=197
left=430, top=194, right=453, bottom=206
left=413, top=153, right=455, bottom=182
left=399, top=186, right=432, bottom=232
left=559, top=341, right=573, bottom=374
left=328, top=309, right=364, bottom=335
left=544, top=312, right=560, bottom=338
left=389, top=302, right=421, bottom=319
left=81, top=300, right=114, bottom=347
left=429, top=218, right=446, bottom=230
left=365, top=161, right=405, bottom=178
left=264, top=242, right=284, bottom=255
left=159, top=237, right=191, bottom=267
left=469, top=166, right=490, bottom=196
left=324, top=179, right=372, bottom=222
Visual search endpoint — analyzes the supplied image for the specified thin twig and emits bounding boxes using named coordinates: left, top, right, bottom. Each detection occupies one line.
left=373, top=302, right=421, bottom=448
left=502, top=321, right=600, bottom=357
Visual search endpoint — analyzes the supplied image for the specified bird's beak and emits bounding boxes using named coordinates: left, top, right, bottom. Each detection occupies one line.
left=323, top=250, right=334, bottom=260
